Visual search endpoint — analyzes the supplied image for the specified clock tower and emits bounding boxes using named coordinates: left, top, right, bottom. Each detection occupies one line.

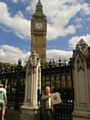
left=31, top=0, right=47, bottom=63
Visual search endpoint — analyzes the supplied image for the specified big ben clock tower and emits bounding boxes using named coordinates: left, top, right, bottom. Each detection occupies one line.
left=31, top=0, right=47, bottom=63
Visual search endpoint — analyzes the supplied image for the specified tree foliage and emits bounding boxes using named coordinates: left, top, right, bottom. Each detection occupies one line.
left=0, top=62, right=17, bottom=68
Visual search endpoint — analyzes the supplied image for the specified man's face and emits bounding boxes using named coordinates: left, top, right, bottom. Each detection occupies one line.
left=45, top=87, right=50, bottom=95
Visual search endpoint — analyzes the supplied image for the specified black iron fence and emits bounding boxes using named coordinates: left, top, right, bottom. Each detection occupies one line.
left=0, top=59, right=25, bottom=110
left=40, top=59, right=74, bottom=120
left=0, top=59, right=74, bottom=120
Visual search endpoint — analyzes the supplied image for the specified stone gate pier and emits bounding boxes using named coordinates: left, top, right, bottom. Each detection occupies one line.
left=72, top=39, right=90, bottom=120
left=20, top=51, right=41, bottom=120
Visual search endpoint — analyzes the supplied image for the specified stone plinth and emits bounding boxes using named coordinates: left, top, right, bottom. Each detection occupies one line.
left=73, top=110, right=90, bottom=120
left=20, top=108, right=40, bottom=120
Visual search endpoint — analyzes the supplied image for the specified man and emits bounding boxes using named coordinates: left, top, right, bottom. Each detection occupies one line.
left=0, top=83, right=7, bottom=120
left=41, top=86, right=54, bottom=120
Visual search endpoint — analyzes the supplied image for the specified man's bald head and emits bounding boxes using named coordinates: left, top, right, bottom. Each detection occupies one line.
left=45, top=86, right=51, bottom=95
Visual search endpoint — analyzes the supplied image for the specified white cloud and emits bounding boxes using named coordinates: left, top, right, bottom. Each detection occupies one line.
left=1, top=0, right=90, bottom=65
left=75, top=18, right=82, bottom=23
left=45, top=3, right=83, bottom=40
left=74, top=17, right=83, bottom=29
left=46, top=49, right=73, bottom=62
left=16, top=11, right=24, bottom=18
left=20, top=0, right=30, bottom=3
left=12, top=13, right=30, bottom=39
left=0, top=2, right=30, bottom=40
left=0, top=44, right=73, bottom=65
left=12, top=0, right=30, bottom=3
left=0, top=45, right=30, bottom=65
left=69, top=34, right=90, bottom=49
left=12, top=0, right=18, bottom=3
left=64, top=25, right=76, bottom=35
left=26, top=0, right=87, bottom=40
left=81, top=3, right=90, bottom=15
left=75, top=24, right=83, bottom=29
left=0, top=26, right=11, bottom=33
left=0, top=0, right=90, bottom=41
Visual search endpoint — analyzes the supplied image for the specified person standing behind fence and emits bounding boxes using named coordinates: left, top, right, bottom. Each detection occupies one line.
left=41, top=86, right=54, bottom=120
left=0, top=83, right=7, bottom=120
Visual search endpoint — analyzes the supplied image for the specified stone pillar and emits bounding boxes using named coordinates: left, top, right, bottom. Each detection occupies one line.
left=72, top=39, right=90, bottom=120
left=20, top=51, right=41, bottom=120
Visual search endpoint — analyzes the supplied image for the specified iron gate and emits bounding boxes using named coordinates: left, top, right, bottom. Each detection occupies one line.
left=40, top=60, right=74, bottom=120
left=0, top=59, right=25, bottom=110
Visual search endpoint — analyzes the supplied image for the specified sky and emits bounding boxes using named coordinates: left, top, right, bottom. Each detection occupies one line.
left=0, top=0, right=90, bottom=65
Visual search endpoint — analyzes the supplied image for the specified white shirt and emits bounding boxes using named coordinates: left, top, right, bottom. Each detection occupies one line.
left=49, top=97, right=51, bottom=109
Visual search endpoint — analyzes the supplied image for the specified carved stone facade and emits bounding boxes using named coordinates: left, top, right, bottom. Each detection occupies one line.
left=20, top=51, right=41, bottom=120
left=72, top=39, right=90, bottom=120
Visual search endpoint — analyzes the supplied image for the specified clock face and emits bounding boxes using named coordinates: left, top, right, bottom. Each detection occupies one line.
left=35, top=22, right=43, bottom=29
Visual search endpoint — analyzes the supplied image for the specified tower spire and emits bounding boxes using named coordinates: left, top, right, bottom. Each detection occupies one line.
left=33, top=0, right=45, bottom=16
left=36, top=0, right=42, bottom=10
left=37, top=0, right=42, bottom=7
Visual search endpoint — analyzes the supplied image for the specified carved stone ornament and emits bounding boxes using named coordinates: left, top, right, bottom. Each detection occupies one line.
left=76, top=55, right=85, bottom=72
